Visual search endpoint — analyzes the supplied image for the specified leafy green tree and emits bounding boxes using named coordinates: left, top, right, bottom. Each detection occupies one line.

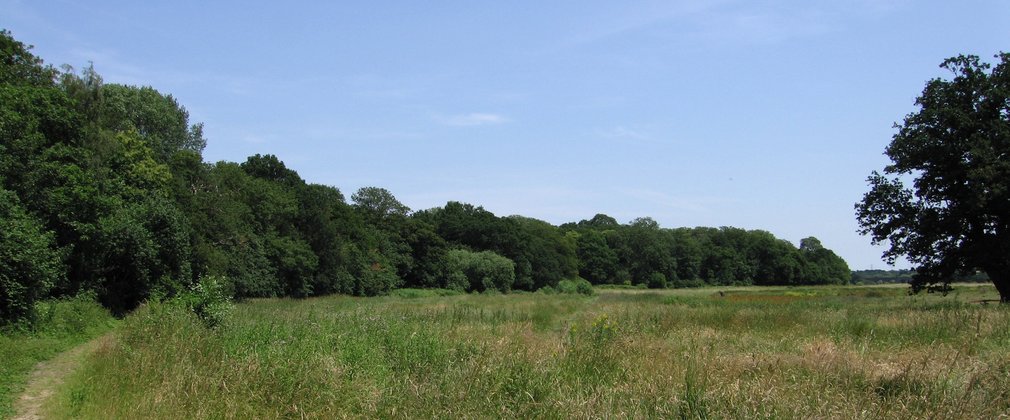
left=350, top=187, right=413, bottom=283
left=575, top=230, right=620, bottom=284
left=352, top=187, right=411, bottom=221
left=445, top=249, right=516, bottom=293
left=798, top=237, right=849, bottom=285
left=648, top=272, right=668, bottom=289
left=241, top=154, right=302, bottom=187
left=98, top=130, right=173, bottom=199
left=753, top=237, right=805, bottom=286
left=266, top=233, right=318, bottom=298
left=0, top=60, right=81, bottom=209
left=58, top=65, right=205, bottom=164
left=238, top=159, right=325, bottom=297
left=401, top=218, right=452, bottom=289
left=582, top=213, right=620, bottom=229
left=94, top=196, right=192, bottom=314
left=0, top=33, right=115, bottom=302
left=295, top=183, right=355, bottom=295
left=342, top=245, right=400, bottom=296
left=618, top=217, right=677, bottom=286
left=96, top=83, right=205, bottom=159
left=509, top=216, right=578, bottom=289
left=58, top=63, right=104, bottom=128
left=0, top=188, right=63, bottom=324
left=668, top=229, right=703, bottom=283
left=856, top=53, right=1010, bottom=301
left=421, top=202, right=507, bottom=251
left=0, top=30, right=58, bottom=86
left=188, top=162, right=279, bottom=297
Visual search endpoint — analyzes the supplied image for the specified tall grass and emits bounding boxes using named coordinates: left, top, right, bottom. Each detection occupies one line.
left=0, top=295, right=115, bottom=418
left=51, top=284, right=1010, bottom=418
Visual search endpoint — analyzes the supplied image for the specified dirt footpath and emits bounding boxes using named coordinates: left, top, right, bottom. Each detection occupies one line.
left=12, top=334, right=111, bottom=420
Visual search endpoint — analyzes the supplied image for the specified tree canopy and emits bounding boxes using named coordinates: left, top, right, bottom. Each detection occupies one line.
left=0, top=30, right=853, bottom=324
left=856, top=53, right=1010, bottom=302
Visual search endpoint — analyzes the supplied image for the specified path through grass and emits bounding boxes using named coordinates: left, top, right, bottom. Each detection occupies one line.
left=0, top=296, right=115, bottom=419
left=12, top=333, right=112, bottom=420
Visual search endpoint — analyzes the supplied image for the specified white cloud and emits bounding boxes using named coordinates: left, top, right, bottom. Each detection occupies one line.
left=437, top=113, right=509, bottom=127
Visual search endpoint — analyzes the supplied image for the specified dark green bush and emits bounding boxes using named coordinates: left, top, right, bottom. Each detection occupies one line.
left=445, top=249, right=516, bottom=293
left=557, top=278, right=594, bottom=296
left=648, top=272, right=668, bottom=289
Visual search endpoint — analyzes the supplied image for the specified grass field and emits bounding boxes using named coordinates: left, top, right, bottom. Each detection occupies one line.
left=48, top=284, right=1010, bottom=418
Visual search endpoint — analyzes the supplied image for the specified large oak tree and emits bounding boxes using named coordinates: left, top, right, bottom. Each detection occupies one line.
left=856, top=53, right=1010, bottom=302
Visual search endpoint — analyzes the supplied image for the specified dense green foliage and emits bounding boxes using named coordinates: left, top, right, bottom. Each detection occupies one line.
left=561, top=218, right=849, bottom=288
left=0, top=189, right=63, bottom=323
left=444, top=249, right=516, bottom=293
left=49, top=285, right=1010, bottom=418
left=0, top=30, right=849, bottom=325
left=857, top=53, right=1010, bottom=301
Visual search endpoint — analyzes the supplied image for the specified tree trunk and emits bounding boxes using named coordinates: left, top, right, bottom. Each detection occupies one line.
left=989, top=269, right=1010, bottom=303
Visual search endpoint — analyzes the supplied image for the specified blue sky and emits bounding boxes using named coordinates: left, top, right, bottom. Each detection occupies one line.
left=3, top=0, right=1008, bottom=269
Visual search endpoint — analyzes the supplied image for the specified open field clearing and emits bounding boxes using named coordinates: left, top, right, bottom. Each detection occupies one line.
left=47, top=284, right=1010, bottom=418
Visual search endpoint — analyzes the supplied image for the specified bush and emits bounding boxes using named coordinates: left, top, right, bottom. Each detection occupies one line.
left=445, top=249, right=516, bottom=293
left=29, top=292, right=113, bottom=336
left=175, top=276, right=233, bottom=328
left=648, top=272, right=668, bottom=289
left=557, top=278, right=595, bottom=296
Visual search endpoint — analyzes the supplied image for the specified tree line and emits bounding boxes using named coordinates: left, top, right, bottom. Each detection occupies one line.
left=0, top=31, right=849, bottom=324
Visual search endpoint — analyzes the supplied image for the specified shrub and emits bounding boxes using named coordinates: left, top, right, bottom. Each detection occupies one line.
left=648, top=272, right=667, bottom=289
left=537, top=285, right=557, bottom=294
left=30, top=292, right=112, bottom=336
left=445, top=249, right=516, bottom=293
left=557, top=278, right=594, bottom=296
left=175, top=275, right=233, bottom=328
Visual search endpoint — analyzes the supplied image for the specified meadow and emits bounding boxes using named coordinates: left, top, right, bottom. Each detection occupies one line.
left=45, top=284, right=1010, bottom=418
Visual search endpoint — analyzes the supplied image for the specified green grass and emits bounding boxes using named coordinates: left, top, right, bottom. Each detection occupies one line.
left=51, top=283, right=1010, bottom=418
left=0, top=295, right=115, bottom=418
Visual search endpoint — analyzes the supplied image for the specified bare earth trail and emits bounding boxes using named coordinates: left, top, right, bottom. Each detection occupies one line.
left=12, top=333, right=112, bottom=420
